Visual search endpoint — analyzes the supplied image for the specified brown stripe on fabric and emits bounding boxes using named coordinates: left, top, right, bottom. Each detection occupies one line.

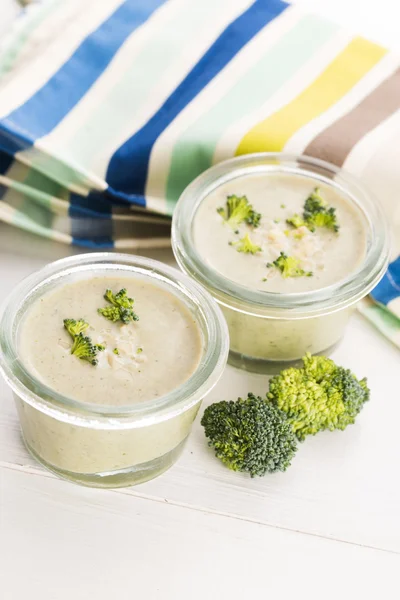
left=304, top=66, right=400, bottom=167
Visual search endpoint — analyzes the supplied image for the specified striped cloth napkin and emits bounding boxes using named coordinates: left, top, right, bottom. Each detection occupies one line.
left=0, top=0, right=399, bottom=347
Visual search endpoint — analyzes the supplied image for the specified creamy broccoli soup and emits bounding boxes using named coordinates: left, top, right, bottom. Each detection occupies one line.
left=19, top=276, right=203, bottom=407
left=193, top=173, right=368, bottom=293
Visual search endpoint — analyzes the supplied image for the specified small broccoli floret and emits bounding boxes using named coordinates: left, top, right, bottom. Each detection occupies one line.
left=113, top=348, right=119, bottom=355
left=269, top=252, right=312, bottom=278
left=201, top=394, right=297, bottom=477
left=217, top=195, right=261, bottom=228
left=307, top=207, right=339, bottom=232
left=98, top=288, right=139, bottom=324
left=267, top=353, right=370, bottom=441
left=233, top=233, right=262, bottom=254
left=70, top=333, right=102, bottom=366
left=303, top=188, right=339, bottom=233
left=63, top=318, right=89, bottom=340
left=286, top=214, right=308, bottom=229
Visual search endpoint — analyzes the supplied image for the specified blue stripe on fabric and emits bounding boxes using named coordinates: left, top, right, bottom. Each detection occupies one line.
left=0, top=150, right=13, bottom=174
left=372, top=256, right=400, bottom=305
left=0, top=151, right=14, bottom=200
left=72, top=236, right=115, bottom=248
left=70, top=190, right=114, bottom=244
left=0, top=0, right=166, bottom=156
left=69, top=191, right=113, bottom=219
left=106, top=0, right=288, bottom=198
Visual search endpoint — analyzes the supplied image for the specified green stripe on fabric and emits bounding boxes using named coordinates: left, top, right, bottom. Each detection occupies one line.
left=10, top=201, right=53, bottom=233
left=358, top=300, right=400, bottom=348
left=3, top=160, right=70, bottom=223
left=0, top=0, right=62, bottom=80
left=165, top=14, right=338, bottom=213
left=7, top=177, right=54, bottom=230
left=57, top=0, right=221, bottom=175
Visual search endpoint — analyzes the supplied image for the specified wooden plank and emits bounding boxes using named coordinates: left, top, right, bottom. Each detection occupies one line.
left=1, top=313, right=399, bottom=553
left=0, top=467, right=398, bottom=600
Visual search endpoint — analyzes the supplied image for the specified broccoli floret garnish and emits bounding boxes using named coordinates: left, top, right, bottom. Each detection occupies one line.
left=267, top=353, right=370, bottom=441
left=285, top=188, right=339, bottom=233
left=217, top=195, right=261, bottom=228
left=98, top=288, right=139, bottom=324
left=233, top=233, right=262, bottom=255
left=286, top=214, right=307, bottom=229
left=303, top=187, right=339, bottom=233
left=63, top=318, right=104, bottom=366
left=63, top=318, right=89, bottom=340
left=113, top=348, right=119, bottom=355
left=70, top=333, right=102, bottom=366
left=201, top=394, right=297, bottom=477
left=269, top=252, right=312, bottom=278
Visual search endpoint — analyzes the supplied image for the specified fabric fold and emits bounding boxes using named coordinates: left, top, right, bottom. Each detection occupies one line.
left=0, top=0, right=399, bottom=346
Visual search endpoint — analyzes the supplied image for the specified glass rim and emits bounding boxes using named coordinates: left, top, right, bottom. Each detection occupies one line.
left=172, top=152, right=390, bottom=318
left=0, top=253, right=229, bottom=428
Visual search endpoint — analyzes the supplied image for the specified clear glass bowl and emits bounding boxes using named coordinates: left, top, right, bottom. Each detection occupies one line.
left=172, top=153, right=389, bottom=373
left=0, top=253, right=229, bottom=488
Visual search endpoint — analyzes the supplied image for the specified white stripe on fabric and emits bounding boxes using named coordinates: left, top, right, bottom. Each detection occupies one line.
left=13, top=0, right=248, bottom=197
left=145, top=2, right=297, bottom=212
left=0, top=0, right=124, bottom=118
left=344, top=107, right=400, bottom=258
left=284, top=53, right=400, bottom=153
left=24, top=0, right=193, bottom=180
left=114, top=237, right=171, bottom=249
left=212, top=28, right=353, bottom=164
left=98, top=0, right=253, bottom=183
left=0, top=0, right=60, bottom=79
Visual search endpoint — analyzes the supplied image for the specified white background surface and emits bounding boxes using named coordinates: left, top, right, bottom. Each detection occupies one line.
left=1, top=0, right=400, bottom=598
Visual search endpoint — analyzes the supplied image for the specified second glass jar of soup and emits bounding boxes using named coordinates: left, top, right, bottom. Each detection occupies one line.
left=172, top=153, right=389, bottom=373
left=0, top=254, right=229, bottom=487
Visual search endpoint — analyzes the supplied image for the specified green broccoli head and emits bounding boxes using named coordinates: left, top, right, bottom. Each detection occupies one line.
left=63, top=318, right=89, bottom=340
left=267, top=353, right=370, bottom=441
left=201, top=393, right=298, bottom=477
left=70, top=333, right=103, bottom=366
left=303, top=188, right=339, bottom=233
left=217, top=195, right=261, bottom=228
left=98, top=288, right=139, bottom=324
left=269, top=252, right=312, bottom=278
left=233, top=233, right=262, bottom=255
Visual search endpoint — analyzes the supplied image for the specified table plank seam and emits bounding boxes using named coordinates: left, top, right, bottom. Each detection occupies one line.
left=1, top=460, right=398, bottom=557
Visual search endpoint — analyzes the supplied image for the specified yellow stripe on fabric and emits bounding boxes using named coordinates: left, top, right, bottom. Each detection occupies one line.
left=236, top=37, right=387, bottom=154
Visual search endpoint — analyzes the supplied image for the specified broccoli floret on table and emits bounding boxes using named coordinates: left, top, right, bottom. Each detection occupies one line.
left=201, top=393, right=298, bottom=477
left=267, top=353, right=370, bottom=441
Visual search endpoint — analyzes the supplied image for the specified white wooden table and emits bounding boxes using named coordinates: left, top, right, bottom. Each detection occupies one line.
left=1, top=1, right=400, bottom=598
